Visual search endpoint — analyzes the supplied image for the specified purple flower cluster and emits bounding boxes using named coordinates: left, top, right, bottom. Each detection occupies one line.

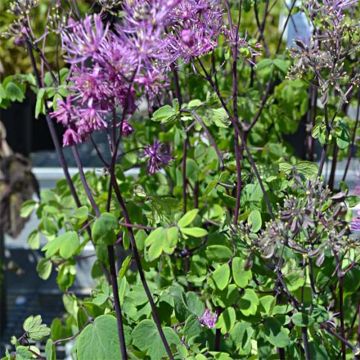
left=166, top=0, right=224, bottom=63
left=144, top=140, right=172, bottom=174
left=323, top=0, right=359, bottom=25
left=198, top=309, right=218, bottom=329
left=50, top=1, right=224, bottom=149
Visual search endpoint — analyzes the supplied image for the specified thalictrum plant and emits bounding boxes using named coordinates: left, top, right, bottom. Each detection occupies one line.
left=1, top=0, right=360, bottom=359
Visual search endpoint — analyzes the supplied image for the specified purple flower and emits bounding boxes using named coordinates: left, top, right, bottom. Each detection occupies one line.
left=70, top=64, right=113, bottom=105
left=166, top=0, right=224, bottom=62
left=63, top=128, right=81, bottom=147
left=61, top=15, right=109, bottom=63
left=199, top=309, right=218, bottom=329
left=144, top=140, right=172, bottom=174
left=77, top=100, right=108, bottom=135
left=55, top=0, right=226, bottom=146
left=50, top=97, right=74, bottom=126
left=180, top=29, right=196, bottom=47
left=121, top=119, right=134, bottom=136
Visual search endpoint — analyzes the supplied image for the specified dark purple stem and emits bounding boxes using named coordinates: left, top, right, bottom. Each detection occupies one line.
left=328, top=143, right=338, bottom=190
left=109, top=173, right=174, bottom=360
left=72, top=147, right=128, bottom=360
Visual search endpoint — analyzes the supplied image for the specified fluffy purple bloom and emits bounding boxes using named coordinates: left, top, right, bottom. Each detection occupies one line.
left=54, top=0, right=225, bottom=146
left=61, top=15, right=109, bottom=63
left=77, top=100, right=108, bottom=134
left=63, top=128, right=82, bottom=147
left=199, top=309, right=218, bottom=329
left=50, top=97, right=74, bottom=126
left=167, top=0, right=224, bottom=62
left=70, top=64, right=113, bottom=106
left=144, top=140, right=172, bottom=174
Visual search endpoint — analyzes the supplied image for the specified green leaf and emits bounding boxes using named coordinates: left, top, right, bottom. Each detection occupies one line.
left=23, top=315, right=50, bottom=341
left=36, top=258, right=53, bottom=280
left=45, top=339, right=56, bottom=360
left=15, top=346, right=34, bottom=359
left=178, top=209, right=199, bottom=228
left=263, top=317, right=290, bottom=348
left=212, top=264, right=230, bottom=291
left=145, top=227, right=165, bottom=261
left=239, top=289, right=259, bottom=316
left=27, top=230, right=40, bottom=250
left=35, top=88, right=46, bottom=118
left=146, top=226, right=178, bottom=260
left=145, top=227, right=164, bottom=246
left=152, top=105, right=177, bottom=123
left=183, top=315, right=202, bottom=343
left=92, top=213, right=118, bottom=246
left=206, top=245, right=232, bottom=262
left=296, top=161, right=318, bottom=178
left=216, top=307, right=236, bottom=334
left=180, top=227, right=208, bottom=238
left=230, top=322, right=254, bottom=352
left=76, top=315, right=121, bottom=360
left=232, top=257, right=252, bottom=288
left=256, top=59, right=273, bottom=71
left=163, top=227, right=179, bottom=254
left=273, top=59, right=289, bottom=74
left=20, top=200, right=37, bottom=218
left=132, top=319, right=180, bottom=359
left=73, top=206, right=89, bottom=221
left=186, top=292, right=205, bottom=317
left=118, top=255, right=132, bottom=278
left=248, top=209, right=262, bottom=232
left=259, top=295, right=276, bottom=315
left=6, top=82, right=25, bottom=102
left=187, top=99, right=203, bottom=109
left=210, top=108, right=230, bottom=128
left=291, top=312, right=315, bottom=327
left=42, top=231, right=80, bottom=259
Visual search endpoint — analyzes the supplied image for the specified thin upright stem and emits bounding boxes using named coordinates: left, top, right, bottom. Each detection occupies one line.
left=72, top=147, right=100, bottom=216
left=198, top=58, right=273, bottom=217
left=182, top=137, right=189, bottom=213
left=109, top=173, right=174, bottom=360
left=26, top=40, right=81, bottom=208
left=108, top=245, right=128, bottom=360
left=72, top=147, right=128, bottom=360
left=328, top=143, right=338, bottom=190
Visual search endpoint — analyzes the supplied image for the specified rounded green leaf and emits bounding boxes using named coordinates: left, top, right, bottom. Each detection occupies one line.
left=76, top=315, right=121, bottom=360
left=212, top=264, right=230, bottom=291
left=132, top=319, right=180, bottom=359
left=178, top=209, right=199, bottom=228
left=206, top=245, right=232, bottom=262
left=36, top=258, right=52, bottom=280
left=181, top=227, right=208, bottom=238
left=92, top=213, right=118, bottom=246
left=248, top=210, right=262, bottom=233
left=239, top=289, right=259, bottom=316
left=216, top=307, right=236, bottom=334
left=232, top=257, right=252, bottom=288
